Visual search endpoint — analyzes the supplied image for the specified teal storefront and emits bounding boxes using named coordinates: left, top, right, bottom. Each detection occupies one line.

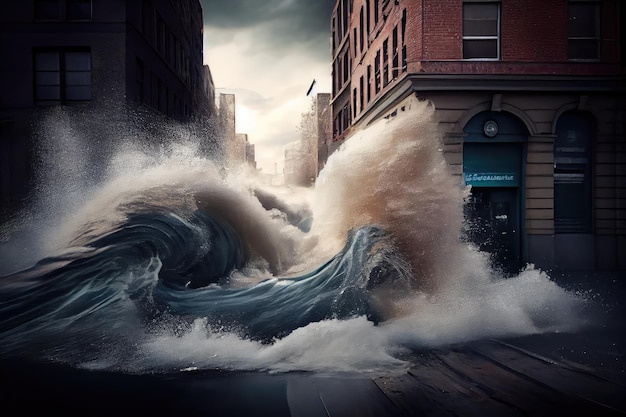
left=463, top=111, right=527, bottom=275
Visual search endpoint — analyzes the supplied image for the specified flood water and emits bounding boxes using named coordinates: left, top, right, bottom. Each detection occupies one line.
left=0, top=96, right=591, bottom=375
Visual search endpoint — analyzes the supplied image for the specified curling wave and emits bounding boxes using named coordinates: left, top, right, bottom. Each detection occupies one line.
left=0, top=188, right=411, bottom=361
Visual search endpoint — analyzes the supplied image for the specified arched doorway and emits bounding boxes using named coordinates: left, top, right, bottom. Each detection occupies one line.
left=462, top=111, right=528, bottom=275
left=554, top=111, right=594, bottom=234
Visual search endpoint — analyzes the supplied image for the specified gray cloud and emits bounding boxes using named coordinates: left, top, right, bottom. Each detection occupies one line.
left=200, top=0, right=334, bottom=57
left=200, top=0, right=334, bottom=173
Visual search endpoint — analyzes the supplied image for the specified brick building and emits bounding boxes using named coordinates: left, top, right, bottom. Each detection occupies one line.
left=330, top=0, right=625, bottom=272
left=0, top=0, right=217, bottom=216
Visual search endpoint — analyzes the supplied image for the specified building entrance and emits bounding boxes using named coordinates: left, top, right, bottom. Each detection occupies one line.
left=462, top=111, right=528, bottom=276
left=464, top=188, right=521, bottom=275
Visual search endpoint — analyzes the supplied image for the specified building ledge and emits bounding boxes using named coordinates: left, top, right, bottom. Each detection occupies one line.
left=407, top=73, right=626, bottom=93
left=347, top=71, right=625, bottom=135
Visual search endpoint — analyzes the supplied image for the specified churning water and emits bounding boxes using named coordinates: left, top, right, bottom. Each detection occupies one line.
left=0, top=97, right=589, bottom=375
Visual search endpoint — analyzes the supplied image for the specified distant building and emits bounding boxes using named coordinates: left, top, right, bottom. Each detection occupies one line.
left=245, top=136, right=256, bottom=170
left=218, top=94, right=236, bottom=164
left=283, top=142, right=299, bottom=185
left=314, top=93, right=332, bottom=174
left=0, top=0, right=217, bottom=215
left=331, top=0, right=625, bottom=272
left=217, top=94, right=255, bottom=169
left=285, top=93, right=331, bottom=186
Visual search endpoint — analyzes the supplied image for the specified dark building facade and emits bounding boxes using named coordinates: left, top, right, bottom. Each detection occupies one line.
left=0, top=0, right=216, bottom=216
left=330, top=0, right=625, bottom=273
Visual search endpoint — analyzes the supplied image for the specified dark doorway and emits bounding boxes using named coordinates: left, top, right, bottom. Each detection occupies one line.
left=464, top=187, right=521, bottom=275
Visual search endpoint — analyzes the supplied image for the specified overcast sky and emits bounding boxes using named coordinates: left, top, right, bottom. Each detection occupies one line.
left=200, top=0, right=335, bottom=174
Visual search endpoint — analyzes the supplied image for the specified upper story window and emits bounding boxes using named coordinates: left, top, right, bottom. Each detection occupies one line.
left=463, top=2, right=500, bottom=60
left=34, top=48, right=92, bottom=105
left=568, top=1, right=600, bottom=60
left=34, top=0, right=92, bottom=21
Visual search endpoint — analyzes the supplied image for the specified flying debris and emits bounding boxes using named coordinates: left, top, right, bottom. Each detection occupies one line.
left=306, top=79, right=316, bottom=96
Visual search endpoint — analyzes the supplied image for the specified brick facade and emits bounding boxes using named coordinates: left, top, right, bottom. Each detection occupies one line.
left=330, top=0, right=625, bottom=272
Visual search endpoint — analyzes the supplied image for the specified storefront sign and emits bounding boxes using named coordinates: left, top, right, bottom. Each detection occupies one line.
left=463, top=142, right=522, bottom=188
left=464, top=172, right=518, bottom=187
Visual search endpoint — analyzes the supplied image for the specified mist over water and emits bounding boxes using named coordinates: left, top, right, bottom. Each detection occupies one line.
left=0, top=97, right=589, bottom=375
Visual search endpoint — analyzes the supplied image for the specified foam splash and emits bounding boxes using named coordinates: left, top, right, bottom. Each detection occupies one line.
left=0, top=97, right=590, bottom=375
left=129, top=96, right=587, bottom=374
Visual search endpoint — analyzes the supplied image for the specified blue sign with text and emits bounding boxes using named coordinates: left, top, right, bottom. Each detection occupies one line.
left=464, top=172, right=518, bottom=187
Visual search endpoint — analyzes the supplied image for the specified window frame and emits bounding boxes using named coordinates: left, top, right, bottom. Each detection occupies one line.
left=34, top=47, right=92, bottom=106
left=462, top=1, right=501, bottom=61
left=34, top=0, right=92, bottom=21
left=567, top=0, right=601, bottom=61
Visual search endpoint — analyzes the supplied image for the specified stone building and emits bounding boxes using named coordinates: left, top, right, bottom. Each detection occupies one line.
left=0, top=0, right=217, bottom=216
left=330, top=0, right=625, bottom=272
left=217, top=93, right=236, bottom=164
left=284, top=93, right=331, bottom=186
left=217, top=94, right=255, bottom=169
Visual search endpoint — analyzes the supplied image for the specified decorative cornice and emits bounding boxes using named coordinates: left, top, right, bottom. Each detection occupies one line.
left=341, top=72, right=625, bottom=138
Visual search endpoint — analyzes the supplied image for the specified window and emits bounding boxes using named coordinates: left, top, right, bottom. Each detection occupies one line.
left=332, top=61, right=337, bottom=95
left=335, top=102, right=351, bottom=136
left=359, top=6, right=365, bottom=53
left=64, top=51, right=91, bottom=100
left=359, top=76, right=364, bottom=111
left=343, top=50, right=350, bottom=86
left=34, top=48, right=91, bottom=105
left=367, top=64, right=372, bottom=102
left=332, top=17, right=336, bottom=50
left=341, top=0, right=349, bottom=39
left=66, top=0, right=91, bottom=20
left=392, top=26, right=399, bottom=79
left=34, top=0, right=62, bottom=20
left=401, top=9, right=407, bottom=72
left=568, top=1, right=600, bottom=60
left=374, top=50, right=381, bottom=93
left=554, top=111, right=594, bottom=233
left=374, top=0, right=380, bottom=25
left=366, top=0, right=371, bottom=34
left=463, top=2, right=500, bottom=60
left=383, top=38, right=389, bottom=86
left=142, top=0, right=154, bottom=42
left=156, top=13, right=166, bottom=56
left=34, top=0, right=91, bottom=21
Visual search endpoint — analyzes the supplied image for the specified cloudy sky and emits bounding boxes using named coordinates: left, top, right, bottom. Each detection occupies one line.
left=200, top=0, right=335, bottom=174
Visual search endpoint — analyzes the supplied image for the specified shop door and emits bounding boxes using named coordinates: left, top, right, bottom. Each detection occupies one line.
left=464, top=188, right=521, bottom=275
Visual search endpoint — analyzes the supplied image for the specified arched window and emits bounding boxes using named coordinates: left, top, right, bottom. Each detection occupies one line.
left=554, top=111, right=594, bottom=233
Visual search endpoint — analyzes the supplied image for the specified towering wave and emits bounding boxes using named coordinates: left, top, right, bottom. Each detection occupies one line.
left=0, top=97, right=588, bottom=374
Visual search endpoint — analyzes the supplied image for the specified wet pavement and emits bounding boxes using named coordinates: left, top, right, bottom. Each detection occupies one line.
left=2, top=271, right=624, bottom=416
